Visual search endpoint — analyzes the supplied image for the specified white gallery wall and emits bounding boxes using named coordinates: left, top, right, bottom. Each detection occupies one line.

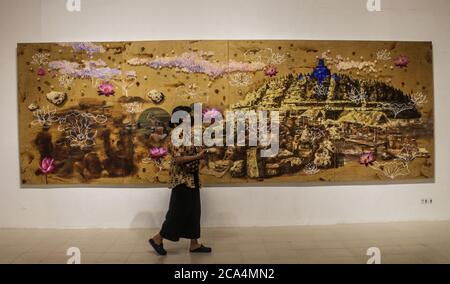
left=0, top=0, right=449, bottom=228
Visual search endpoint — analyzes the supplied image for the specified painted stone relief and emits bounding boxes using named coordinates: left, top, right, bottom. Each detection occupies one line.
left=17, top=40, right=434, bottom=186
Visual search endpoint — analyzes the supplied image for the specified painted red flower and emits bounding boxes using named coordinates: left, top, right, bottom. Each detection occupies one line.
left=264, top=66, right=278, bottom=77
left=40, top=157, right=55, bottom=174
left=359, top=151, right=376, bottom=167
left=202, top=108, right=222, bottom=123
left=149, top=147, right=168, bottom=160
left=98, top=82, right=115, bottom=96
left=37, top=67, right=46, bottom=76
left=394, top=56, right=409, bottom=68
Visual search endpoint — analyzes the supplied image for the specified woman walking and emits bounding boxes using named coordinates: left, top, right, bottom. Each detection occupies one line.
left=149, top=105, right=212, bottom=255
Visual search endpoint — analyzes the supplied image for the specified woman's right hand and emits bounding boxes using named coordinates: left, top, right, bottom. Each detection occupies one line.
left=196, top=150, right=206, bottom=160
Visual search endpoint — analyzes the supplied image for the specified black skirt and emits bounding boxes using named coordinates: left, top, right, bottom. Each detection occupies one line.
left=159, top=175, right=201, bottom=241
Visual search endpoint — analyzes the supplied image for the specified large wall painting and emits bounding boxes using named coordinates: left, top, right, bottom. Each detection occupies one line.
left=17, top=40, right=434, bottom=186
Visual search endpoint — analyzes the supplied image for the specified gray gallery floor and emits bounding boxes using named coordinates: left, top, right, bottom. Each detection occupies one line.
left=1, top=221, right=449, bottom=264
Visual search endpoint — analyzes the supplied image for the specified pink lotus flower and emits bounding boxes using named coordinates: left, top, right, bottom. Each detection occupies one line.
left=394, top=56, right=409, bottom=68
left=149, top=147, right=168, bottom=160
left=40, top=157, right=55, bottom=174
left=359, top=151, right=376, bottom=167
left=37, top=67, right=46, bottom=76
left=98, top=82, right=115, bottom=96
left=264, top=66, right=278, bottom=77
left=202, top=108, right=222, bottom=123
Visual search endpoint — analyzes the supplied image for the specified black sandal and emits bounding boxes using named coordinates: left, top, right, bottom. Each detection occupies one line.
left=149, top=238, right=167, bottom=255
left=190, top=244, right=212, bottom=253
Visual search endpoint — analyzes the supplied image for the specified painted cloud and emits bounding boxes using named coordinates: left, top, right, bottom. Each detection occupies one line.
left=59, top=42, right=106, bottom=55
left=48, top=59, right=122, bottom=80
left=127, top=52, right=266, bottom=78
